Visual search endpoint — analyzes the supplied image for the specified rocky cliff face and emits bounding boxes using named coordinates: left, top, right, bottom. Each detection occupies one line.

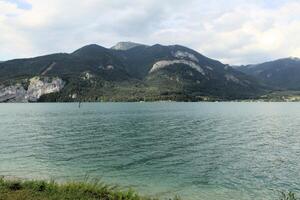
left=0, top=85, right=27, bottom=102
left=0, top=77, right=64, bottom=102
left=111, top=42, right=146, bottom=50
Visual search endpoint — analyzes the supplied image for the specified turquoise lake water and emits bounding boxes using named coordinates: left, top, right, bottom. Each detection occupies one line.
left=1, top=102, right=300, bottom=199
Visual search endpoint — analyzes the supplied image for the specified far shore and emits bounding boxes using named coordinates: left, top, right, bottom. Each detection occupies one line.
left=2, top=99, right=300, bottom=103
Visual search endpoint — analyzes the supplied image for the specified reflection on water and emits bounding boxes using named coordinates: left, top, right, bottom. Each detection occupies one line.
left=1, top=102, right=300, bottom=200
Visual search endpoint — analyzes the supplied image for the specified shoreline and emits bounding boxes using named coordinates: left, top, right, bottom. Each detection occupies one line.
left=0, top=177, right=181, bottom=200
left=0, top=177, right=298, bottom=200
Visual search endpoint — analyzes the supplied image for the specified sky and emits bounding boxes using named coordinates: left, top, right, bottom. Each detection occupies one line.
left=1, top=0, right=300, bottom=65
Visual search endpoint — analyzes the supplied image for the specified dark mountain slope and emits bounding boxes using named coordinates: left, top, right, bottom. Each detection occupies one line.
left=0, top=53, right=69, bottom=81
left=0, top=45, right=131, bottom=82
left=238, top=57, right=300, bottom=90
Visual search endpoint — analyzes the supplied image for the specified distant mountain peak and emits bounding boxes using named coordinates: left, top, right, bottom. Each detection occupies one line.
left=237, top=56, right=300, bottom=90
left=288, top=56, right=300, bottom=61
left=111, top=42, right=146, bottom=50
left=72, top=44, right=107, bottom=56
left=74, top=44, right=106, bottom=51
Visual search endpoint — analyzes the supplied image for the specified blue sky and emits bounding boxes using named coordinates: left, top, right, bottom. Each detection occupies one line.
left=6, top=0, right=31, bottom=9
left=1, top=0, right=300, bottom=64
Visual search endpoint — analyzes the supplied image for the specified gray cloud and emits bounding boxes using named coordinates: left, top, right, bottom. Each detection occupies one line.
left=0, top=0, right=300, bottom=65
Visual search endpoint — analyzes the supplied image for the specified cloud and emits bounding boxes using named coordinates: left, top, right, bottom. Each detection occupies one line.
left=0, top=0, right=300, bottom=65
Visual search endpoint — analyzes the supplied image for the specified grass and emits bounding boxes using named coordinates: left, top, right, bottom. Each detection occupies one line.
left=280, top=191, right=299, bottom=200
left=0, top=177, right=181, bottom=200
left=0, top=177, right=298, bottom=200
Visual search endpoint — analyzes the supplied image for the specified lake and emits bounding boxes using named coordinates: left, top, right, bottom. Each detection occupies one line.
left=1, top=102, right=300, bottom=199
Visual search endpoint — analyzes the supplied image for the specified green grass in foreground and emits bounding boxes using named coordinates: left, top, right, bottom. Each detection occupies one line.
left=279, top=191, right=298, bottom=200
left=0, top=177, right=181, bottom=200
left=0, top=177, right=299, bottom=200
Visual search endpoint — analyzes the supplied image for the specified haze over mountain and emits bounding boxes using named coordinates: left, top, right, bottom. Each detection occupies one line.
left=0, top=42, right=266, bottom=102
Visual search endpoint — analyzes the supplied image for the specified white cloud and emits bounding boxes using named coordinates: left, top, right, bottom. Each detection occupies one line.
left=0, top=0, right=300, bottom=65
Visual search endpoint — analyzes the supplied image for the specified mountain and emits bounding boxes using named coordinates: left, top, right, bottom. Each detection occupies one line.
left=111, top=42, right=146, bottom=51
left=0, top=42, right=266, bottom=102
left=112, top=44, right=264, bottom=98
left=238, top=57, right=300, bottom=90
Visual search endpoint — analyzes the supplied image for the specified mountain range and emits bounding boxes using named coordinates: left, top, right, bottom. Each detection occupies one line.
left=238, top=57, right=300, bottom=90
left=0, top=42, right=299, bottom=102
